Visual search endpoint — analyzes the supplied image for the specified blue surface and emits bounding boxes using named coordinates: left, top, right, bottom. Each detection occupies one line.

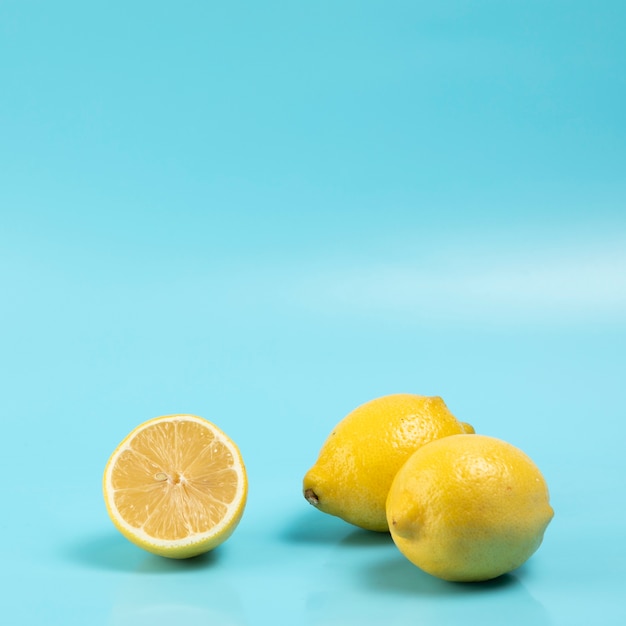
left=2, top=1, right=625, bottom=624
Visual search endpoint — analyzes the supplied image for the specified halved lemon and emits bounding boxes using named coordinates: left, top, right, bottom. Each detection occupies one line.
left=103, top=414, right=247, bottom=559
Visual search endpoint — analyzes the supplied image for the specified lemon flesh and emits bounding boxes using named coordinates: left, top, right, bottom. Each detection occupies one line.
left=103, top=414, right=247, bottom=558
left=386, top=434, right=554, bottom=581
left=303, top=394, right=474, bottom=532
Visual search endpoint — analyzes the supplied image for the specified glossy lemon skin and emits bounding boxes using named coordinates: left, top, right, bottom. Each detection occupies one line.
left=303, top=394, right=473, bottom=532
left=386, top=434, right=554, bottom=581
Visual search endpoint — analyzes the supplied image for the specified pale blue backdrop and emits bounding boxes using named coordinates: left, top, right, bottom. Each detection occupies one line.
left=2, top=1, right=625, bottom=624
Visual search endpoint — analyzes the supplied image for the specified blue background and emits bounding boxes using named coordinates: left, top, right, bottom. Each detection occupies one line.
left=2, top=1, right=625, bottom=624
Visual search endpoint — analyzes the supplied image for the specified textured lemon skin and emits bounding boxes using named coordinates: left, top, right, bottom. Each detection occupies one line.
left=303, top=394, right=473, bottom=532
left=386, top=434, right=554, bottom=581
left=103, top=414, right=248, bottom=559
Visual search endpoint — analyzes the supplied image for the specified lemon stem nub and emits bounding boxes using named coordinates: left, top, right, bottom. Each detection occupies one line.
left=304, top=488, right=319, bottom=507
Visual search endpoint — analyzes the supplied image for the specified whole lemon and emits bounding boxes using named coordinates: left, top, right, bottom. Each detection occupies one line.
left=303, top=394, right=474, bottom=532
left=386, top=434, right=554, bottom=581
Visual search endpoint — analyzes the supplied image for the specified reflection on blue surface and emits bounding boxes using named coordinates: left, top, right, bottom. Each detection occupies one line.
left=109, top=569, right=244, bottom=626
left=110, top=605, right=244, bottom=626
left=305, top=581, right=551, bottom=626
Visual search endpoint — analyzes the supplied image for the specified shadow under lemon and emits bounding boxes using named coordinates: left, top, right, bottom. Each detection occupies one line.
left=281, top=508, right=357, bottom=545
left=64, top=531, right=246, bottom=625
left=64, top=530, right=220, bottom=574
left=64, top=531, right=147, bottom=573
left=304, top=528, right=552, bottom=626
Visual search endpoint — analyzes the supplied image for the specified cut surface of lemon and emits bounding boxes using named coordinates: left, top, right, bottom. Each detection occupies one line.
left=103, top=414, right=247, bottom=559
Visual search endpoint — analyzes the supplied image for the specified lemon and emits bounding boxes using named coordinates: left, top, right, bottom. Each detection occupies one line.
left=303, top=394, right=474, bottom=532
left=386, top=434, right=553, bottom=581
left=103, top=414, right=248, bottom=559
